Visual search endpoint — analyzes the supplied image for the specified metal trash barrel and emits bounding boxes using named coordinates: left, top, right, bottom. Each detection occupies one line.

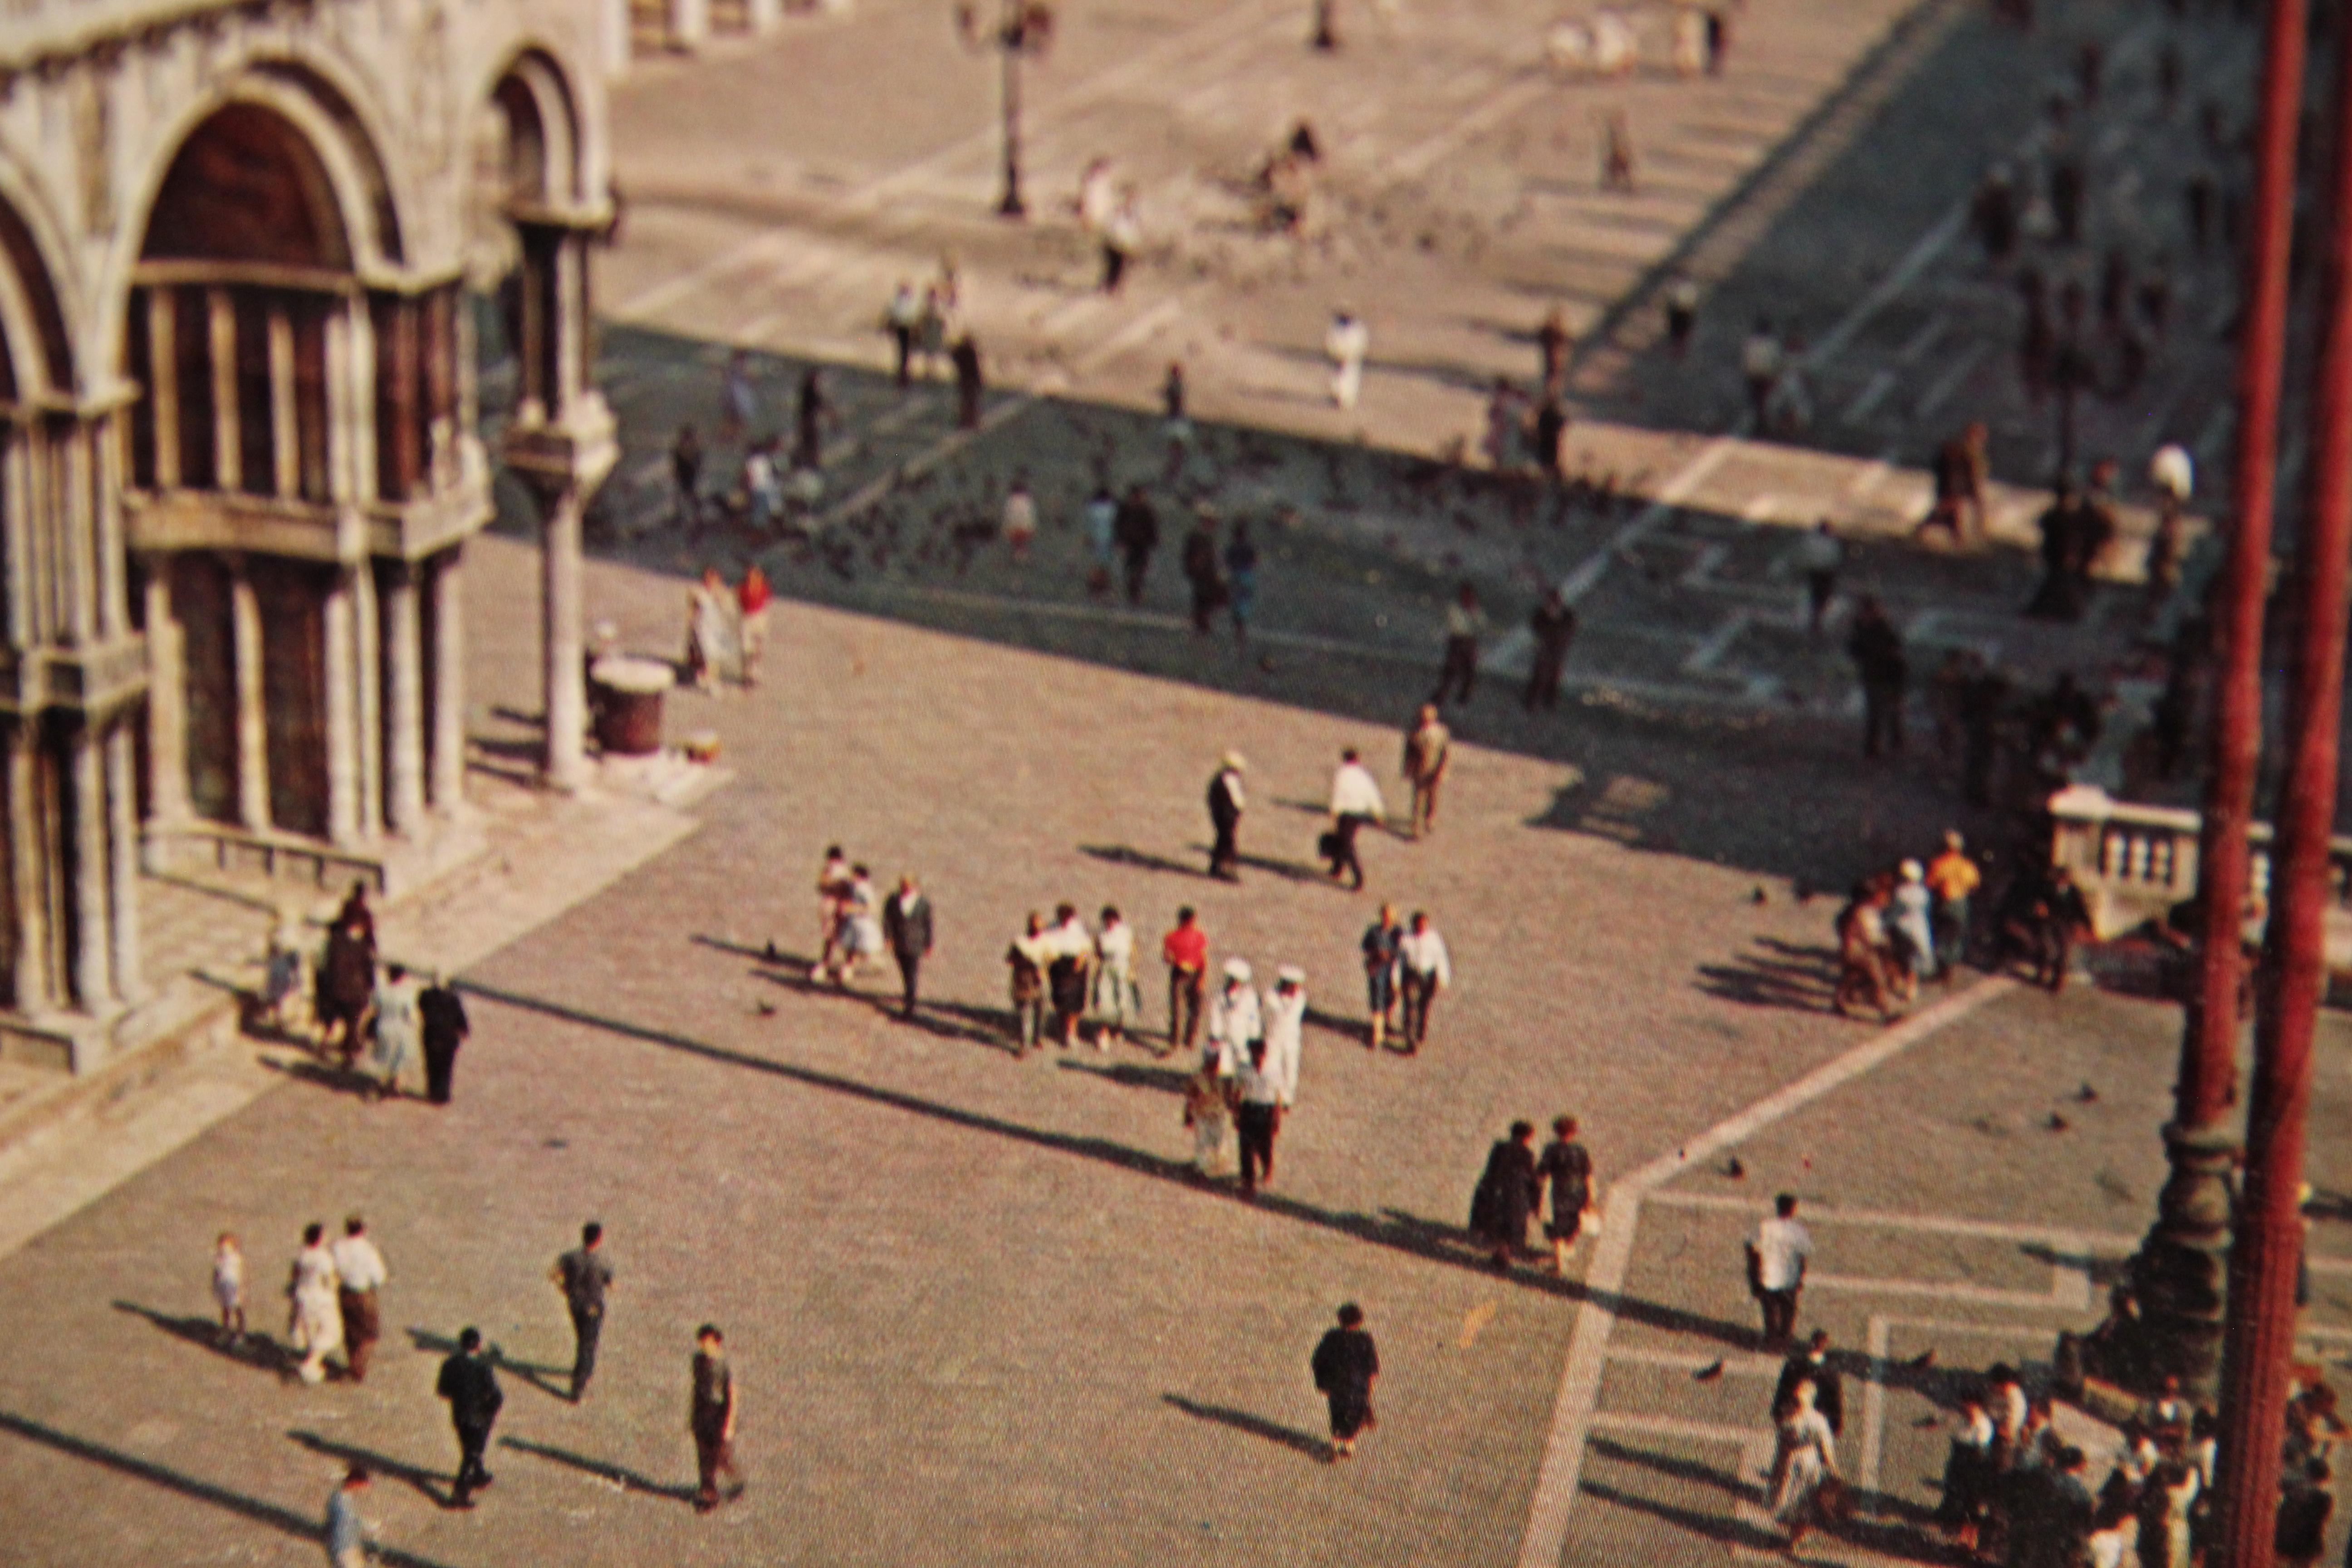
left=590, top=656, right=674, bottom=757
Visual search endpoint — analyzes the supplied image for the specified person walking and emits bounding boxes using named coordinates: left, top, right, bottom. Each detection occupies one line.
left=1006, top=912, right=1049, bottom=1057
left=1767, top=1378, right=1840, bottom=1550
left=1326, top=310, right=1370, bottom=410
left=1397, top=911, right=1450, bottom=1053
left=690, top=1324, right=741, bottom=1512
left=1917, top=421, right=1989, bottom=545
left=1102, top=189, right=1142, bottom=294
left=1183, top=1050, right=1236, bottom=1176
left=1263, top=965, right=1306, bottom=1112
left=213, top=1232, right=247, bottom=1346
left=1401, top=706, right=1450, bottom=839
left=1745, top=1193, right=1813, bottom=1347
left=1089, top=906, right=1136, bottom=1049
left=882, top=875, right=933, bottom=1020
left=737, top=565, right=772, bottom=688
left=1154, top=906, right=1212, bottom=1058
left=1001, top=475, right=1039, bottom=565
left=417, top=971, right=468, bottom=1106
left=1535, top=1116, right=1594, bottom=1274
left=1311, top=1304, right=1380, bottom=1460
left=1361, top=905, right=1404, bottom=1051
left=1432, top=583, right=1486, bottom=706
left=1847, top=597, right=1907, bottom=758
left=1181, top=508, right=1226, bottom=633
left=833, top=865, right=884, bottom=989
left=1664, top=275, right=1700, bottom=358
left=671, top=425, right=704, bottom=531
left=1223, top=519, right=1259, bottom=644
left=792, top=368, right=832, bottom=474
left=287, top=1223, right=343, bottom=1385
left=1043, top=903, right=1092, bottom=1049
left=1892, top=860, right=1936, bottom=986
left=318, top=911, right=375, bottom=1069
left=1325, top=748, right=1386, bottom=890
left=1525, top=589, right=1578, bottom=710
left=1234, top=1037, right=1284, bottom=1197
left=686, top=568, right=735, bottom=691
left=1205, top=751, right=1245, bottom=881
left=1205, top=958, right=1262, bottom=1075
left=884, top=281, right=923, bottom=388
left=1536, top=306, right=1571, bottom=397
left=329, top=1217, right=387, bottom=1384
left=323, top=1465, right=373, bottom=1568
left=1740, top=319, right=1783, bottom=430
left=1114, top=484, right=1159, bottom=605
left=1083, top=482, right=1118, bottom=598
left=720, top=349, right=756, bottom=445
left=1926, top=831, right=1979, bottom=975
left=435, top=1327, right=503, bottom=1509
left=553, top=1222, right=613, bottom=1403
left=1470, top=1121, right=1541, bottom=1270
left=1793, top=521, right=1844, bottom=636
left=951, top=332, right=984, bottom=430
left=368, top=963, right=422, bottom=1101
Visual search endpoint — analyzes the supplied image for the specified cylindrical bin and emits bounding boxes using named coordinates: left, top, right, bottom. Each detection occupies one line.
left=590, top=656, right=674, bottom=757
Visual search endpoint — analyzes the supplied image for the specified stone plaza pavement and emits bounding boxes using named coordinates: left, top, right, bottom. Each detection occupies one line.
left=5, top=537, right=2352, bottom=1566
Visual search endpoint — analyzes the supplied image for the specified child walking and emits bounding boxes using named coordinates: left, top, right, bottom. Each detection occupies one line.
left=212, top=1232, right=246, bottom=1345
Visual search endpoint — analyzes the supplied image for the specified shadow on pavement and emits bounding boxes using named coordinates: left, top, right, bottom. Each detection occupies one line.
left=499, top=1435, right=698, bottom=1503
left=454, top=979, right=1763, bottom=1348
left=1078, top=843, right=1217, bottom=880
left=288, top=1431, right=453, bottom=1509
left=1693, top=936, right=1842, bottom=1014
left=1160, top=1394, right=1328, bottom=1461
left=691, top=932, right=1017, bottom=1051
left=1055, top=1058, right=1190, bottom=1094
left=1586, top=1435, right=1757, bottom=1501
left=1576, top=1477, right=1785, bottom=1552
left=112, top=1300, right=292, bottom=1378
left=0, top=1409, right=459, bottom=1568
left=405, top=1328, right=571, bottom=1402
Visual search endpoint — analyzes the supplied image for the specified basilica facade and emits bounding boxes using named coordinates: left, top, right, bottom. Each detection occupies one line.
left=0, top=0, right=617, bottom=1064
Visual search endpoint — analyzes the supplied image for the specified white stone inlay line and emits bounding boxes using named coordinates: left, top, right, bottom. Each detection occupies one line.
left=1513, top=975, right=2015, bottom=1568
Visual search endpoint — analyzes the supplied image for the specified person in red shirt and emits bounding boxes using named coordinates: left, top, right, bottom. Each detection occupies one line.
left=1161, top=906, right=1208, bottom=1057
left=737, top=566, right=773, bottom=687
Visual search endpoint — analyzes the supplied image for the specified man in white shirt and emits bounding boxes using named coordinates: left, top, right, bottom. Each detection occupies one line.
left=1326, top=749, right=1387, bottom=889
left=1745, top=1192, right=1813, bottom=1347
left=1326, top=310, right=1370, bottom=410
left=1397, top=911, right=1451, bottom=1053
left=330, top=1215, right=389, bottom=1383
left=1263, top=967, right=1307, bottom=1107
left=1205, top=959, right=1261, bottom=1075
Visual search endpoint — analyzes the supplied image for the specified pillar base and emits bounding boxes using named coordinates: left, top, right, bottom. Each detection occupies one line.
left=2115, top=1120, right=2239, bottom=1406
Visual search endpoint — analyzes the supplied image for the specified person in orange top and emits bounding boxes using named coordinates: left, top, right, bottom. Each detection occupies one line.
left=1925, top=831, right=1982, bottom=977
left=737, top=566, right=772, bottom=688
left=1161, top=906, right=1209, bottom=1056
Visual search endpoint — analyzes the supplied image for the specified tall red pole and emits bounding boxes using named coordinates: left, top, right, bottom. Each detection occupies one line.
left=2207, top=30, right=2352, bottom=1565
left=2125, top=0, right=2306, bottom=1402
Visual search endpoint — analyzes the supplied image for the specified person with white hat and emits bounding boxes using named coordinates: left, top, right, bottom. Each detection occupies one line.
left=1205, top=958, right=1262, bottom=1076
left=1206, top=752, right=1247, bottom=881
left=1264, top=966, right=1308, bottom=1109
left=1892, top=860, right=1936, bottom=989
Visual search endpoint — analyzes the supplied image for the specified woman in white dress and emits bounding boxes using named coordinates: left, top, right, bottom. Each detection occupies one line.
left=1090, top=906, right=1137, bottom=1050
left=836, top=866, right=885, bottom=988
left=286, top=1223, right=343, bottom=1384
left=1769, top=1378, right=1840, bottom=1549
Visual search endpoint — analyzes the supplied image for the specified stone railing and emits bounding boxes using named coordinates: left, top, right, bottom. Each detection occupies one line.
left=2048, top=784, right=2352, bottom=966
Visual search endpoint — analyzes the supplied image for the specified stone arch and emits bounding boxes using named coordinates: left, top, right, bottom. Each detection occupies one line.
left=480, top=47, right=584, bottom=207
left=0, top=193, right=73, bottom=402
left=142, top=102, right=354, bottom=272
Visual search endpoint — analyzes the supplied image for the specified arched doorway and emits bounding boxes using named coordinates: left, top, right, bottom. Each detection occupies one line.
left=125, top=88, right=473, bottom=871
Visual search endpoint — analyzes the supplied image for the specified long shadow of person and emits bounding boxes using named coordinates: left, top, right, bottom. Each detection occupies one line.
left=406, top=1328, right=570, bottom=1403
left=499, top=1435, right=701, bottom=1503
left=288, top=1431, right=453, bottom=1509
left=112, top=1300, right=292, bottom=1377
left=1161, top=1394, right=1329, bottom=1461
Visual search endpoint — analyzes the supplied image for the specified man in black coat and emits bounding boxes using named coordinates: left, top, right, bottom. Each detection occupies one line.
left=1311, top=1303, right=1380, bottom=1460
left=1847, top=596, right=1908, bottom=759
left=1470, top=1121, right=1541, bottom=1271
left=1113, top=485, right=1160, bottom=605
left=1773, top=1329, right=1844, bottom=1434
left=418, top=974, right=469, bottom=1106
left=882, top=876, right=934, bottom=1019
left=435, top=1327, right=503, bottom=1507
left=1206, top=754, right=1245, bottom=882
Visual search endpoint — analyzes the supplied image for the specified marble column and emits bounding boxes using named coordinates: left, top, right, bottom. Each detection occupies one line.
left=353, top=562, right=382, bottom=836
left=3, top=427, right=31, bottom=645
left=147, top=289, right=180, bottom=490
left=227, top=554, right=269, bottom=833
left=7, top=718, right=50, bottom=1013
left=323, top=568, right=360, bottom=846
left=104, top=720, right=140, bottom=1003
left=68, top=722, right=112, bottom=1012
left=207, top=288, right=240, bottom=494
left=669, top=0, right=710, bottom=49
left=747, top=0, right=782, bottom=31
left=429, top=549, right=466, bottom=813
left=140, top=565, right=191, bottom=841
left=384, top=561, right=425, bottom=834
left=542, top=485, right=585, bottom=791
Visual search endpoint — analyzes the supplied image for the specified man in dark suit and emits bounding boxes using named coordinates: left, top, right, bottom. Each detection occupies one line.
left=882, top=876, right=933, bottom=1019
left=418, top=973, right=469, bottom=1106
left=1773, top=1329, right=1844, bottom=1434
left=435, top=1327, right=503, bottom=1508
left=1206, top=753, right=1245, bottom=881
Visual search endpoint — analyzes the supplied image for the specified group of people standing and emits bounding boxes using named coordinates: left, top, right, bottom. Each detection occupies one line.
left=273, top=883, right=471, bottom=1107
left=1832, top=831, right=1982, bottom=1020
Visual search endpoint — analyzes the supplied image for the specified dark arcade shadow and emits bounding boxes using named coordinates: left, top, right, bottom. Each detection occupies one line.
left=453, top=979, right=1764, bottom=1345
left=0, top=1410, right=460, bottom=1568
left=288, top=1431, right=452, bottom=1508
left=405, top=1328, right=571, bottom=1402
left=499, top=1435, right=699, bottom=1503
left=1160, top=1394, right=1328, bottom=1461
left=1079, top=843, right=1218, bottom=880
left=112, top=1300, right=293, bottom=1377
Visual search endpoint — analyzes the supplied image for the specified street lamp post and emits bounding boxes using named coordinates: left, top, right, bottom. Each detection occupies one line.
left=956, top=1, right=1054, bottom=219
left=2116, top=0, right=2307, bottom=1406
left=2205, top=14, right=2352, bottom=1559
